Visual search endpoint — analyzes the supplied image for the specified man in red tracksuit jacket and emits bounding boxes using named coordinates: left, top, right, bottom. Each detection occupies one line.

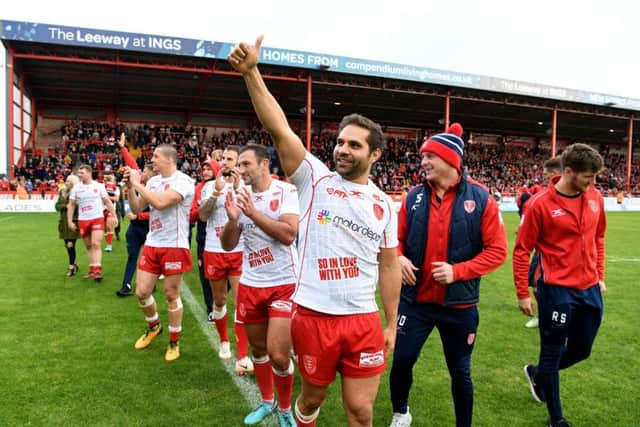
left=389, top=123, right=507, bottom=427
left=513, top=143, right=606, bottom=427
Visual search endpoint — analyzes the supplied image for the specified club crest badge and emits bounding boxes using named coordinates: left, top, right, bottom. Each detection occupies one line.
left=464, top=200, right=476, bottom=213
left=467, top=332, right=476, bottom=345
left=303, top=355, right=317, bottom=374
left=373, top=204, right=384, bottom=220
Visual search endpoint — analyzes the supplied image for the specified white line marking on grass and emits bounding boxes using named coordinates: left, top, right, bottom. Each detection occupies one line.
left=607, top=257, right=640, bottom=262
left=0, top=216, right=15, bottom=222
left=181, top=281, right=278, bottom=426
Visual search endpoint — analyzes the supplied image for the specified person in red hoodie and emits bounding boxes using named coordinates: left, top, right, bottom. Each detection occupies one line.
left=189, top=159, right=219, bottom=319
left=513, top=143, right=606, bottom=427
left=389, top=124, right=508, bottom=427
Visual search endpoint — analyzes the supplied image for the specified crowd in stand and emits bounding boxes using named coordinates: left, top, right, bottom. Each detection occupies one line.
left=5, top=120, right=640, bottom=197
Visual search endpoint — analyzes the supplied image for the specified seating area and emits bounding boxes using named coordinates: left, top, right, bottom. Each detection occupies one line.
left=7, top=119, right=640, bottom=197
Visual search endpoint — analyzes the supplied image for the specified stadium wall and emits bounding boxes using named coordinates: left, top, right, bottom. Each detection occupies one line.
left=3, top=193, right=639, bottom=214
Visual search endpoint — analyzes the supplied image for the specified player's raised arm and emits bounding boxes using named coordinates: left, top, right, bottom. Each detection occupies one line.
left=228, top=35, right=305, bottom=176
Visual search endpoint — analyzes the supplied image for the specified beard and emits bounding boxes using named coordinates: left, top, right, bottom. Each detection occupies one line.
left=334, top=155, right=369, bottom=181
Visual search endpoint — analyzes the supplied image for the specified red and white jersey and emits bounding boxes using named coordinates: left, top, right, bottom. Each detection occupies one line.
left=69, top=181, right=108, bottom=221
left=202, top=181, right=244, bottom=253
left=238, top=180, right=299, bottom=288
left=104, top=181, right=117, bottom=196
left=104, top=181, right=120, bottom=199
left=145, top=171, right=194, bottom=249
left=289, top=153, right=398, bottom=315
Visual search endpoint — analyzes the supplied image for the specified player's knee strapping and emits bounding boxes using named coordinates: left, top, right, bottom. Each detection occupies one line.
left=295, top=396, right=320, bottom=423
left=139, top=295, right=155, bottom=308
left=272, top=360, right=295, bottom=377
left=213, top=304, right=227, bottom=319
left=251, top=354, right=270, bottom=364
left=167, top=296, right=183, bottom=312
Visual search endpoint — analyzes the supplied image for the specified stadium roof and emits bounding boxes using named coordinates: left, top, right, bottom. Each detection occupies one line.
left=2, top=20, right=638, bottom=146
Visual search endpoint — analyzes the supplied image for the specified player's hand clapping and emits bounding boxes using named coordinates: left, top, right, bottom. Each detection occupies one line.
left=224, top=190, right=242, bottom=222
left=123, top=167, right=141, bottom=188
left=234, top=187, right=256, bottom=218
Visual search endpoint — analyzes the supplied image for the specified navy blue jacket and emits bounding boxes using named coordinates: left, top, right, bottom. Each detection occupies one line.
left=402, top=174, right=489, bottom=306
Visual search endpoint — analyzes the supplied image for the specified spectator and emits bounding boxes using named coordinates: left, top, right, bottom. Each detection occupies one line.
left=56, top=174, right=80, bottom=277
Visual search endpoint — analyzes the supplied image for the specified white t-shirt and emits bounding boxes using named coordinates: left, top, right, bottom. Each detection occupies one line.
left=289, top=153, right=398, bottom=315
left=238, top=180, right=299, bottom=288
left=69, top=181, right=108, bottom=220
left=202, top=181, right=243, bottom=253
left=145, top=171, right=194, bottom=249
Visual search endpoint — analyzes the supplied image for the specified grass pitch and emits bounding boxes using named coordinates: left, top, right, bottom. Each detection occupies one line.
left=0, top=212, right=638, bottom=426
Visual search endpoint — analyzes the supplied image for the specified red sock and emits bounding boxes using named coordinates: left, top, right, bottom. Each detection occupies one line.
left=235, top=321, right=248, bottom=359
left=253, top=357, right=274, bottom=402
left=215, top=314, right=229, bottom=342
left=95, top=264, right=102, bottom=274
left=295, top=401, right=317, bottom=427
left=273, top=362, right=294, bottom=411
left=147, top=318, right=159, bottom=329
left=295, top=416, right=316, bottom=427
left=170, top=331, right=180, bottom=342
left=105, top=232, right=113, bottom=245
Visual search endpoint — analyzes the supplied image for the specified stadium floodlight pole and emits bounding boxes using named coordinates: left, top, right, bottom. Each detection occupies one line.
left=20, top=75, right=25, bottom=157
left=31, top=97, right=37, bottom=150
left=306, top=74, right=312, bottom=151
left=627, top=116, right=634, bottom=193
left=551, top=106, right=558, bottom=156
left=7, top=48, right=15, bottom=179
left=444, top=93, right=451, bottom=131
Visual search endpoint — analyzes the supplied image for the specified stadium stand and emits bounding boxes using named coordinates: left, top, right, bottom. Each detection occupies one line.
left=9, top=117, right=640, bottom=199
left=2, top=20, right=638, bottom=199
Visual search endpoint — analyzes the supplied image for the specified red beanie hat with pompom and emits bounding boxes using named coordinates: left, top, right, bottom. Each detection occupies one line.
left=419, top=123, right=465, bottom=171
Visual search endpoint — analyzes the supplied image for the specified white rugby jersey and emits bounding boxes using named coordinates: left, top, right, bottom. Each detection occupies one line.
left=145, top=171, right=194, bottom=249
left=104, top=181, right=119, bottom=198
left=238, top=179, right=299, bottom=288
left=69, top=181, right=108, bottom=220
left=290, top=152, right=398, bottom=315
left=202, top=181, right=244, bottom=253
